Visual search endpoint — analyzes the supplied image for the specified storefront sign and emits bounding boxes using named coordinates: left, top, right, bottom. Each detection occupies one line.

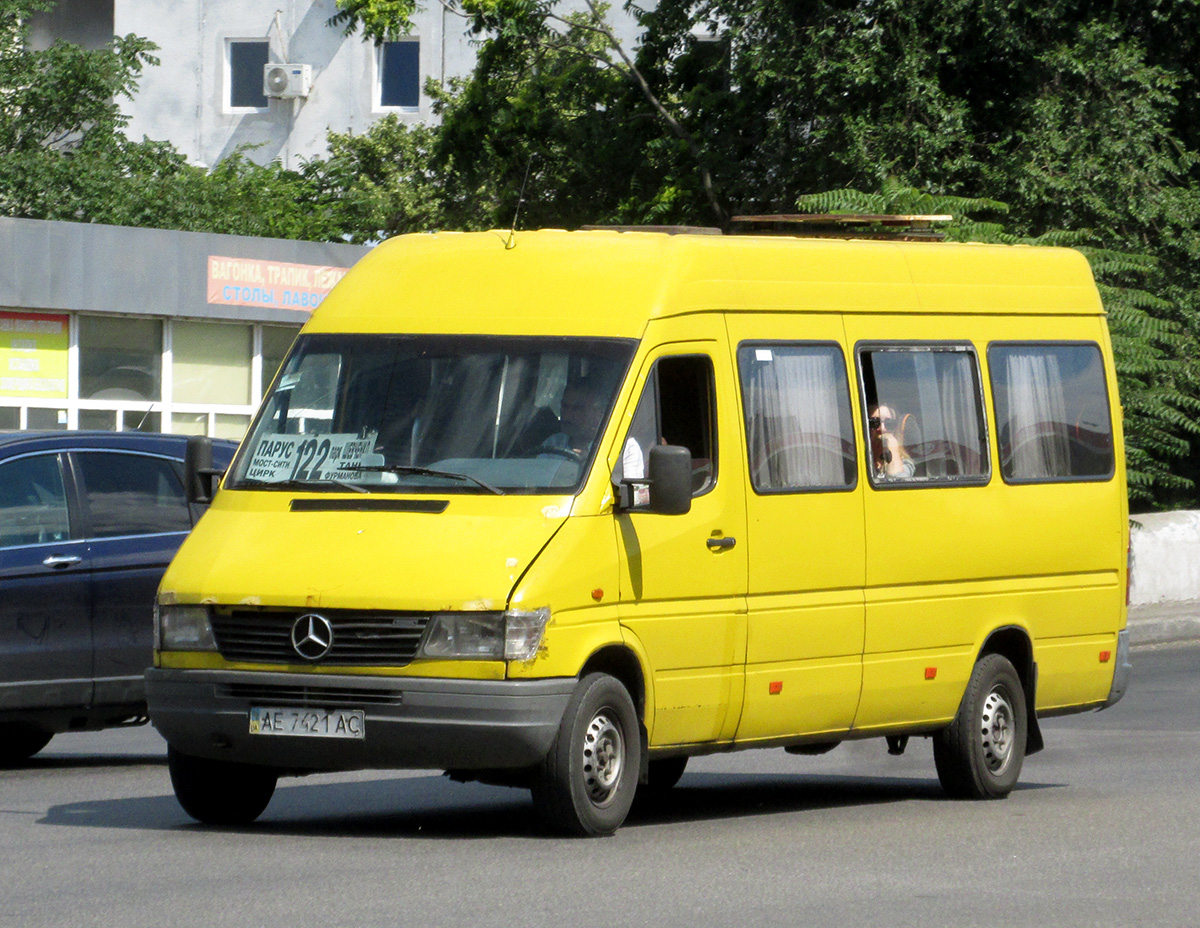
left=206, top=256, right=350, bottom=312
left=0, top=311, right=68, bottom=398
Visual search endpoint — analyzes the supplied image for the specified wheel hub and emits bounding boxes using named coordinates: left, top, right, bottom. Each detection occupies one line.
left=980, top=687, right=1014, bottom=773
left=582, top=712, right=624, bottom=806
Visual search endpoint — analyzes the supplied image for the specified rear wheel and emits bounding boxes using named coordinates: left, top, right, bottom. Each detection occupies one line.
left=533, top=673, right=641, bottom=836
left=0, top=725, right=53, bottom=766
left=167, top=747, right=278, bottom=825
left=934, top=653, right=1027, bottom=799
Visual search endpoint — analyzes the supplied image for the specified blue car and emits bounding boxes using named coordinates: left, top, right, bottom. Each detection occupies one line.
left=0, top=432, right=237, bottom=763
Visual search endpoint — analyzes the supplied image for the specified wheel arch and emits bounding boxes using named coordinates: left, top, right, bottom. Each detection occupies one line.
left=578, top=644, right=651, bottom=780
left=978, top=625, right=1044, bottom=755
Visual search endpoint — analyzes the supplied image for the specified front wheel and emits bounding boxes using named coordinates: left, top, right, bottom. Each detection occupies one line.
left=167, top=747, right=278, bottom=825
left=934, top=653, right=1027, bottom=799
left=533, top=673, right=641, bottom=836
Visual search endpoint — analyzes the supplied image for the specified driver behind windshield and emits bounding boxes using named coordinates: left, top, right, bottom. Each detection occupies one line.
left=539, top=378, right=607, bottom=459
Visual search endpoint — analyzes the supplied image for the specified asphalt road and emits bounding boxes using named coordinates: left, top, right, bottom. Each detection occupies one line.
left=1, top=642, right=1197, bottom=928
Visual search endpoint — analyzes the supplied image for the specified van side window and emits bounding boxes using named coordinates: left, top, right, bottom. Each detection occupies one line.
left=623, top=355, right=716, bottom=496
left=988, top=342, right=1114, bottom=482
left=858, top=345, right=989, bottom=486
left=737, top=343, right=856, bottom=492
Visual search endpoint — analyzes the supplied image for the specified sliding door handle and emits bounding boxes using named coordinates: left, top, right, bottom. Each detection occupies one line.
left=706, top=536, right=736, bottom=551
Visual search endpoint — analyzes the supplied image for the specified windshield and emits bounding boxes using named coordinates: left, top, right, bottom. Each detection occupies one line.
left=228, top=334, right=636, bottom=494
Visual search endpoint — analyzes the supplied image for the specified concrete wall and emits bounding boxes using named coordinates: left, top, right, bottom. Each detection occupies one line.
left=1129, top=511, right=1200, bottom=605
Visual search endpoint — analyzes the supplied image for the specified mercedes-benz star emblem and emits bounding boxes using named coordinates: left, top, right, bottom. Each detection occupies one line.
left=291, top=613, right=334, bottom=661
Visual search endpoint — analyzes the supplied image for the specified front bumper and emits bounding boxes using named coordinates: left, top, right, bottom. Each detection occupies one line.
left=145, top=667, right=575, bottom=772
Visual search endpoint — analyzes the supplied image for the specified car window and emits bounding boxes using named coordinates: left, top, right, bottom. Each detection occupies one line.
left=74, top=452, right=191, bottom=538
left=0, top=454, right=71, bottom=548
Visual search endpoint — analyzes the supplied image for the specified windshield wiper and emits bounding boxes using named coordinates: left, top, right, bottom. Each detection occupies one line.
left=346, top=464, right=505, bottom=496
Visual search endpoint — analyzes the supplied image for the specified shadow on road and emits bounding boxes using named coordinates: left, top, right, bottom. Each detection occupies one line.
left=38, top=770, right=1061, bottom=839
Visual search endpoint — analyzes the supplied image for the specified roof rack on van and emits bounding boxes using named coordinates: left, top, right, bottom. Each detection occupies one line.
left=729, top=214, right=952, bottom=241
left=578, top=225, right=723, bottom=235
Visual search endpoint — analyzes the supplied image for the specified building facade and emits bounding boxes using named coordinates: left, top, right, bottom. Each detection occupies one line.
left=0, top=217, right=370, bottom=437
left=28, top=0, right=645, bottom=169
left=28, top=0, right=478, bottom=168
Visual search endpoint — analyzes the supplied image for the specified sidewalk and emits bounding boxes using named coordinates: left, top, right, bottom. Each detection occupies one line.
left=1127, top=599, right=1200, bottom=647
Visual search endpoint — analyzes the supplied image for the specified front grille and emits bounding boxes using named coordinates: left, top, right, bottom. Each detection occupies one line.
left=219, top=682, right=401, bottom=707
left=211, top=609, right=429, bottom=666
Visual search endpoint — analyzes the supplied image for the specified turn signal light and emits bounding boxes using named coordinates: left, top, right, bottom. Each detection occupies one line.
left=1100, top=650, right=1112, bottom=663
left=925, top=667, right=938, bottom=680
left=769, top=681, right=783, bottom=695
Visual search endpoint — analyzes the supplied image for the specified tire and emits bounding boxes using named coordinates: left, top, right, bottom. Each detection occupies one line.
left=167, top=746, right=278, bottom=825
left=533, top=673, right=641, bottom=837
left=934, top=653, right=1027, bottom=799
left=645, top=755, right=688, bottom=793
left=0, top=725, right=53, bottom=766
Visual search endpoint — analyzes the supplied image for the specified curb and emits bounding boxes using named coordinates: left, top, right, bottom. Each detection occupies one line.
left=1127, top=601, right=1200, bottom=647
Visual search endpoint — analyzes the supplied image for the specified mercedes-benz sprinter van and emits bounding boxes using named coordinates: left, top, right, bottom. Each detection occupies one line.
left=147, top=227, right=1131, bottom=835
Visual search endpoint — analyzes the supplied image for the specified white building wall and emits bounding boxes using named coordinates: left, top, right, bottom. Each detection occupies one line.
left=111, top=0, right=479, bottom=168
left=32, top=0, right=645, bottom=168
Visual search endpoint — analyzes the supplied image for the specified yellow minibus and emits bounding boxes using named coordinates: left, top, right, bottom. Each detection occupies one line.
left=147, top=227, right=1131, bottom=835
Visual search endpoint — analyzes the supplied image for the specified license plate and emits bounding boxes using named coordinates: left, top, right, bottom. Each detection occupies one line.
left=249, top=707, right=365, bottom=739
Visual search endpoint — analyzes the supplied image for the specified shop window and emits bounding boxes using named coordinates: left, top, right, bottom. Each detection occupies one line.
left=380, top=40, right=420, bottom=108
left=27, top=408, right=67, bottom=430
left=261, top=325, right=300, bottom=395
left=989, top=342, right=1114, bottom=482
left=738, top=342, right=856, bottom=492
left=229, top=40, right=269, bottom=109
left=172, top=321, right=252, bottom=406
left=0, top=407, right=18, bottom=430
left=79, top=409, right=117, bottom=431
left=79, top=316, right=162, bottom=402
left=859, top=345, right=988, bottom=486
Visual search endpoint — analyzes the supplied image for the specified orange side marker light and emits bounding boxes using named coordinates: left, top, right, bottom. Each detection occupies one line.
left=591, top=589, right=604, bottom=601
left=925, top=667, right=938, bottom=680
left=769, top=681, right=783, bottom=695
left=1099, top=650, right=1112, bottom=663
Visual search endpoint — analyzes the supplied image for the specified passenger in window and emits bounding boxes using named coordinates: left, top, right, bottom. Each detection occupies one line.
left=869, top=405, right=915, bottom=479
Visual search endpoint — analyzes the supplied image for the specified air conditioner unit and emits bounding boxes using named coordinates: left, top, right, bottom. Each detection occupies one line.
left=263, top=63, right=312, bottom=99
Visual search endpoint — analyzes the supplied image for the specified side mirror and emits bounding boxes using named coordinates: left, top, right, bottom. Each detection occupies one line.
left=616, top=444, right=692, bottom=515
left=184, top=435, right=223, bottom=506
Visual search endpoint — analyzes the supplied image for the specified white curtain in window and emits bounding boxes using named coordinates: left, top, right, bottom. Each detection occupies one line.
left=937, top=355, right=985, bottom=476
left=745, top=350, right=844, bottom=488
left=1004, top=351, right=1070, bottom=478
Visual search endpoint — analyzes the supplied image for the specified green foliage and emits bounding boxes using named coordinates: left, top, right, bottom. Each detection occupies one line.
left=328, top=0, right=421, bottom=43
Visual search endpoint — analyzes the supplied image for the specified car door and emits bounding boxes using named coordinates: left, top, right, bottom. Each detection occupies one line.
left=615, top=316, right=749, bottom=747
left=0, top=451, right=93, bottom=711
left=69, top=450, right=193, bottom=708
left=725, top=317, right=867, bottom=744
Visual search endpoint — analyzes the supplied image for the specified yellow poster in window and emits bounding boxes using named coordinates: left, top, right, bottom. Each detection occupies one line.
left=0, top=312, right=69, bottom=398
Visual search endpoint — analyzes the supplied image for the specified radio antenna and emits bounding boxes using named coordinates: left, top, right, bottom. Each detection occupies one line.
left=505, top=158, right=533, bottom=250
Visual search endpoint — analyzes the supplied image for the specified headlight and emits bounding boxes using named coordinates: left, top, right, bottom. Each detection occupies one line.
left=418, top=607, right=550, bottom=662
left=155, top=604, right=217, bottom=651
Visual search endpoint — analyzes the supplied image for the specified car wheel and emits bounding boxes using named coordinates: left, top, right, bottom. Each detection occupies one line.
left=167, top=746, right=278, bottom=825
left=0, top=724, right=53, bottom=766
left=934, top=653, right=1027, bottom=799
left=533, top=673, right=640, bottom=836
